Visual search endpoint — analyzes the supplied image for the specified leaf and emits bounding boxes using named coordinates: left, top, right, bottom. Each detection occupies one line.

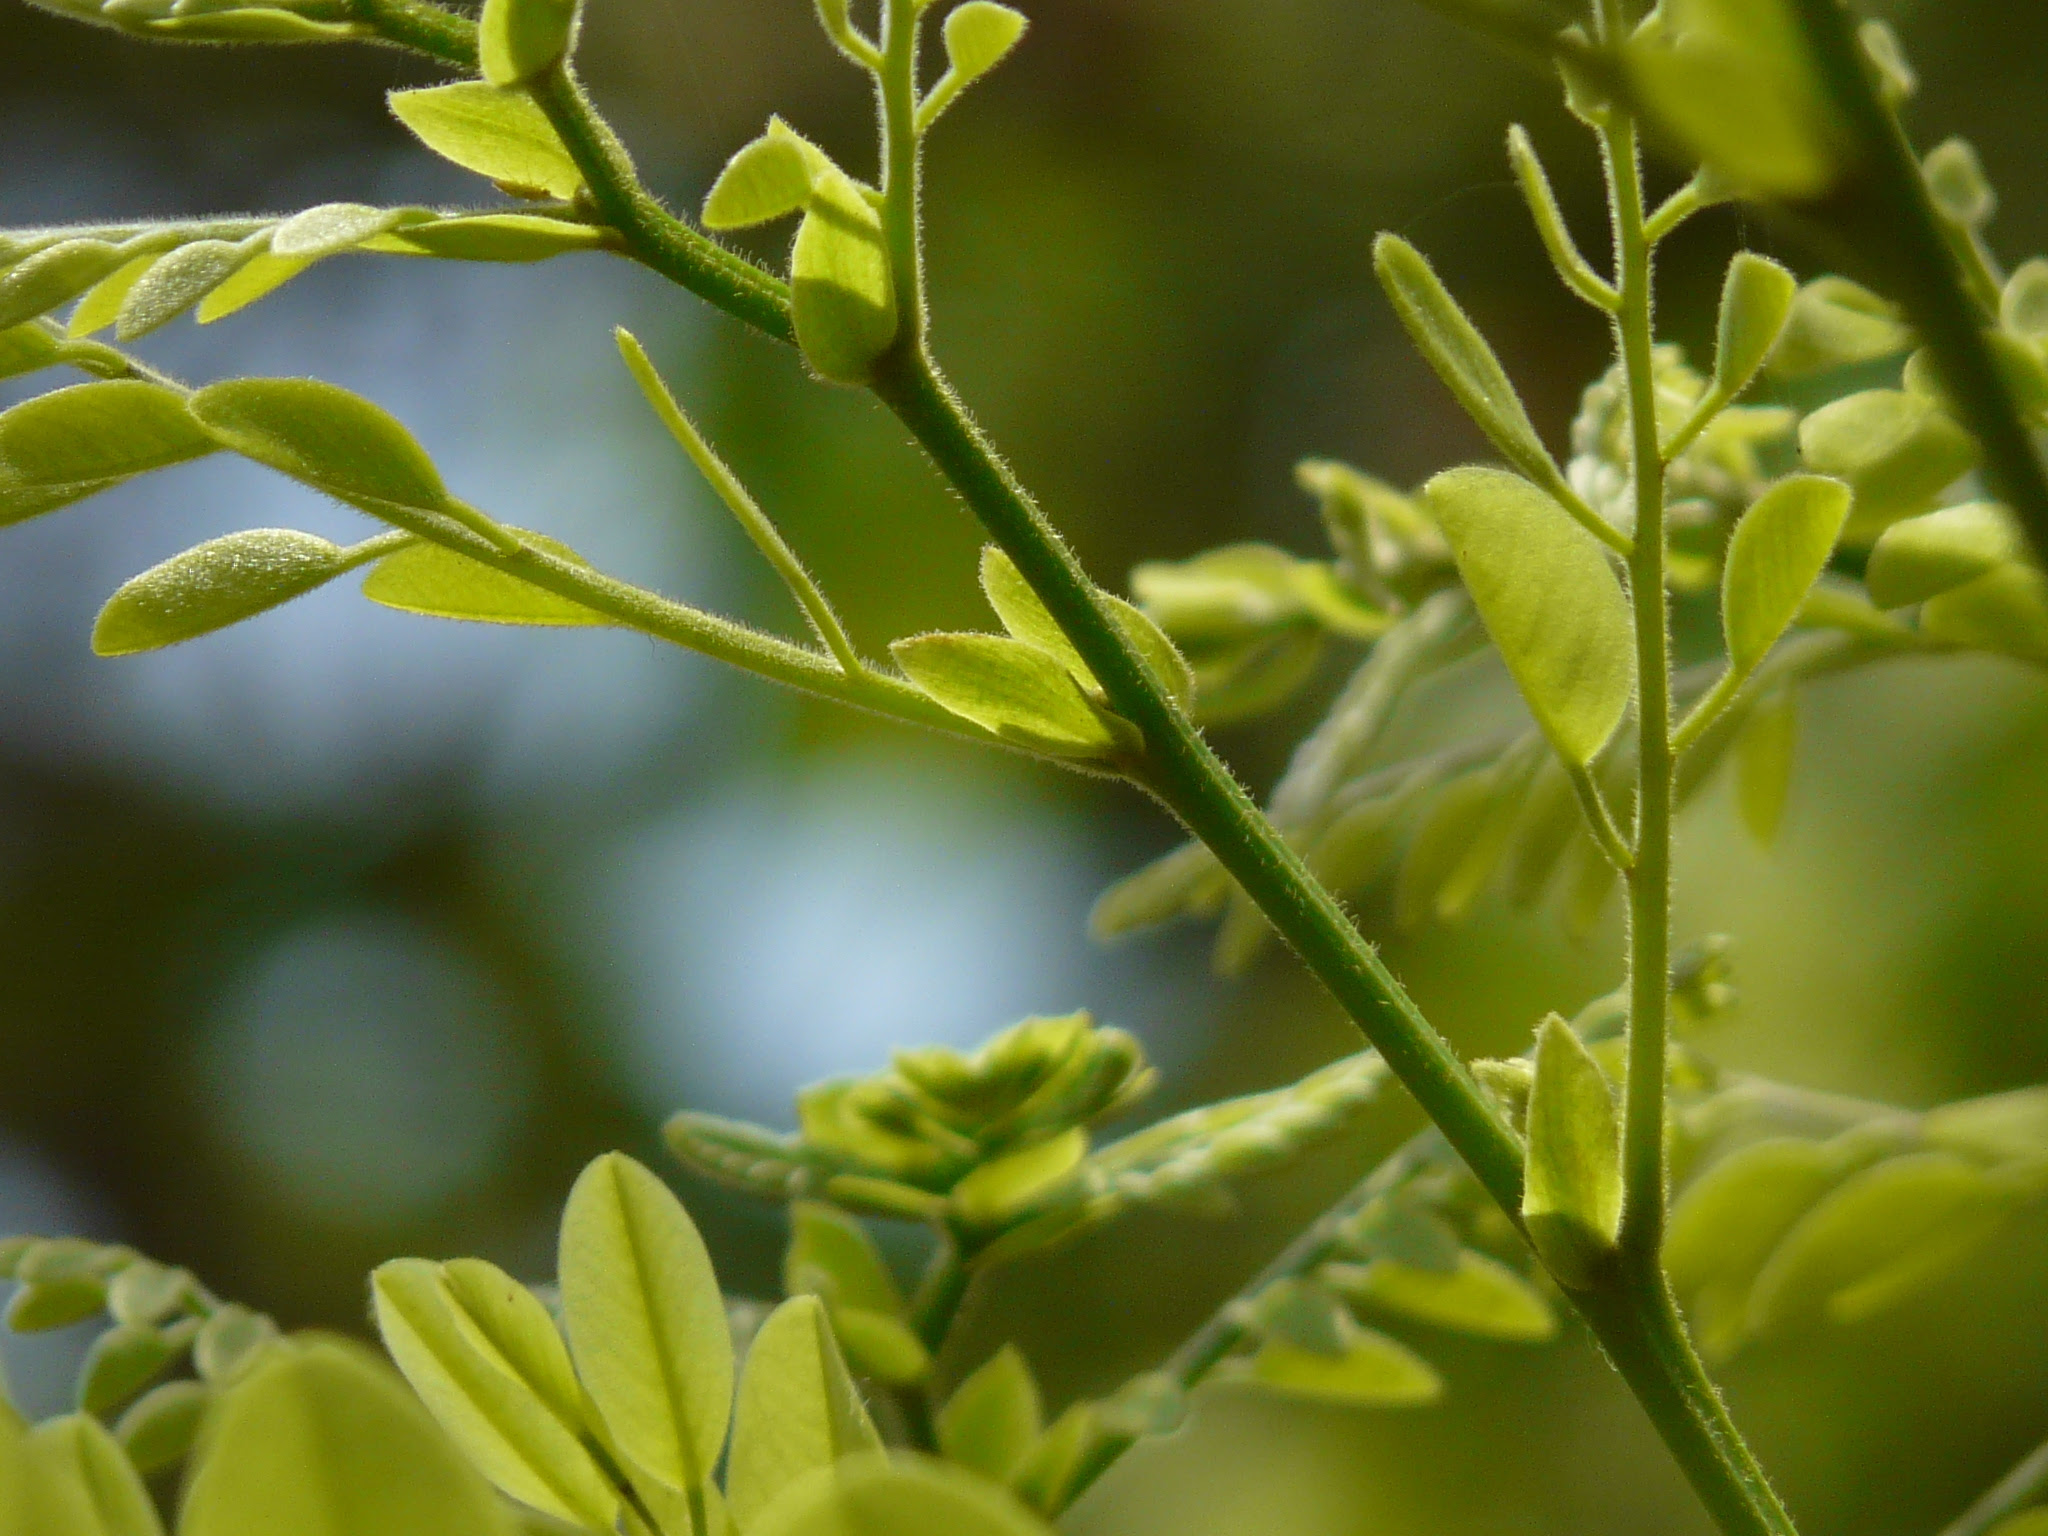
left=106, top=1262, right=193, bottom=1329
left=1865, top=502, right=2024, bottom=608
left=67, top=256, right=156, bottom=338
left=438, top=1260, right=591, bottom=1432
left=1229, top=1319, right=1442, bottom=1407
left=0, top=323, right=63, bottom=381
left=726, top=1296, right=882, bottom=1531
left=1713, top=253, right=1796, bottom=400
left=1924, top=1086, right=2048, bottom=1163
left=947, top=1128, right=1088, bottom=1229
left=2002, top=258, right=2048, bottom=343
left=180, top=1338, right=515, bottom=1536
left=150, top=9, right=359, bottom=40
left=479, top=0, right=579, bottom=86
left=784, top=1203, right=906, bottom=1318
left=1720, top=474, right=1851, bottom=676
left=0, top=381, right=216, bottom=525
left=749, top=1453, right=1057, bottom=1536
left=92, top=529, right=355, bottom=656
left=372, top=1259, right=618, bottom=1530
left=892, top=633, right=1130, bottom=757
left=1423, top=467, right=1634, bottom=765
left=0, top=240, right=129, bottom=331
left=1797, top=390, right=1977, bottom=541
left=1521, top=1015, right=1621, bottom=1289
left=942, top=2, right=1026, bottom=86
left=1736, top=688, right=1797, bottom=846
left=828, top=1308, right=932, bottom=1387
left=936, top=1346, right=1041, bottom=1484
left=116, top=240, right=259, bottom=339
left=193, top=1305, right=279, bottom=1385
left=362, top=534, right=608, bottom=627
left=269, top=204, right=413, bottom=261
left=703, top=123, right=818, bottom=231
left=792, top=169, right=898, bottom=384
left=386, top=215, right=606, bottom=263
left=190, top=377, right=449, bottom=513
left=16, top=1414, right=163, bottom=1536
left=196, top=253, right=316, bottom=324
left=1924, top=138, right=1996, bottom=229
left=1921, top=565, right=2048, bottom=665
left=78, top=1322, right=189, bottom=1417
left=1374, top=237, right=1559, bottom=495
left=1322, top=1252, right=1555, bottom=1343
left=112, top=1381, right=210, bottom=1476
left=558, top=1152, right=734, bottom=1493
left=1769, top=277, right=1912, bottom=380
left=6, top=1278, right=107, bottom=1332
left=1746, top=1152, right=2015, bottom=1335
left=388, top=83, right=583, bottom=201
left=979, top=547, right=1193, bottom=706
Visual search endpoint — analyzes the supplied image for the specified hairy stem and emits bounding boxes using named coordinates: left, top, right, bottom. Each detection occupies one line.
left=878, top=0, right=928, bottom=341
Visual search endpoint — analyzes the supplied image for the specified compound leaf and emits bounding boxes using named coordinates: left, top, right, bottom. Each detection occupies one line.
left=726, top=1296, right=882, bottom=1531
left=388, top=83, right=583, bottom=201
left=93, top=529, right=355, bottom=656
left=1721, top=474, right=1852, bottom=676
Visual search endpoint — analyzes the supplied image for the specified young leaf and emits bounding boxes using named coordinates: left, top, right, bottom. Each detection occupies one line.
left=0, top=323, right=63, bottom=381
left=0, top=381, right=216, bottom=525
left=827, top=1308, right=932, bottom=1387
left=18, top=1413, right=163, bottom=1536
left=1923, top=1085, right=2048, bottom=1163
left=269, top=204, right=412, bottom=261
left=1393, top=769, right=1496, bottom=932
left=703, top=125, right=818, bottom=231
left=936, top=1346, right=1042, bottom=1484
left=1423, top=467, right=1634, bottom=766
left=980, top=546, right=1195, bottom=706
left=386, top=215, right=606, bottom=263
left=2002, top=258, right=2048, bottom=342
left=1229, top=1318, right=1442, bottom=1407
left=388, top=83, right=584, bottom=201
left=1865, top=501, right=2024, bottom=608
left=77, top=1322, right=189, bottom=1417
left=0, top=239, right=129, bottom=332
left=947, top=1127, right=1087, bottom=1228
left=1920, top=564, right=2048, bottom=666
left=438, top=1260, right=589, bottom=1430
left=791, top=170, right=898, bottom=384
left=725, top=1296, right=882, bottom=1531
left=180, top=1339, right=514, bottom=1536
left=192, top=1306, right=279, bottom=1385
left=93, top=529, right=355, bottom=656
left=196, top=253, right=316, bottom=325
left=6, top=1276, right=105, bottom=1332
left=1769, top=277, right=1913, bottom=380
left=106, top=1261, right=192, bottom=1329
left=362, top=533, right=609, bottom=627
left=558, top=1153, right=734, bottom=1493
left=191, top=377, right=448, bottom=514
left=916, top=0, right=1028, bottom=128
left=116, top=240, right=259, bottom=340
left=1374, top=237, right=1563, bottom=500
left=891, top=633, right=1130, bottom=758
left=748, top=1453, right=1057, bottom=1536
left=1322, top=1252, right=1556, bottom=1343
left=112, top=1381, right=210, bottom=1476
left=1924, top=138, right=1996, bottom=230
left=1736, top=688, right=1797, bottom=846
left=372, top=1260, right=619, bottom=1531
left=784, top=1203, right=906, bottom=1318
left=1797, top=390, right=1977, bottom=540
left=479, top=0, right=579, bottom=86
left=1521, top=1015, right=1621, bottom=1289
left=67, top=255, right=156, bottom=339
left=1713, top=253, right=1797, bottom=401
left=1720, top=474, right=1852, bottom=677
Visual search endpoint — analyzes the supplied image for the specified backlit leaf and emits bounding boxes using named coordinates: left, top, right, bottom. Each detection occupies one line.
left=479, top=0, right=579, bottom=86
left=0, top=381, right=216, bottom=525
left=784, top=1203, right=905, bottom=1318
left=749, top=1454, right=1056, bottom=1536
left=1394, top=769, right=1495, bottom=932
left=190, top=377, right=448, bottom=513
left=559, top=1153, right=733, bottom=1492
left=1769, top=277, right=1912, bottom=380
left=193, top=1306, right=279, bottom=1385
left=1522, top=1015, right=1620, bottom=1289
left=0, top=240, right=129, bottom=331
left=892, top=633, right=1130, bottom=758
left=1322, top=1252, right=1555, bottom=1343
left=980, top=546, right=1193, bottom=706
left=388, top=83, right=583, bottom=201
left=828, top=1309, right=931, bottom=1387
left=116, top=239, right=259, bottom=340
left=1230, top=1320, right=1441, bottom=1407
left=67, top=256, right=156, bottom=338
left=947, top=1128, right=1087, bottom=1229
left=1721, top=474, right=1851, bottom=675
left=936, top=1346, right=1041, bottom=1484
left=0, top=324, right=61, bottom=381
left=78, top=1323, right=189, bottom=1417
left=1798, top=390, right=1977, bottom=541
left=16, top=1413, right=162, bottom=1536
left=942, top=2, right=1026, bottom=86
left=1866, top=502, right=2024, bottom=608
left=791, top=169, right=898, bottom=384
left=1924, top=1086, right=2048, bottom=1163
left=180, top=1338, right=514, bottom=1536
left=1713, top=253, right=1796, bottom=400
left=439, top=1259, right=589, bottom=1430
left=726, top=1296, right=882, bottom=1531
left=362, top=533, right=609, bottom=627
left=703, top=124, right=818, bottom=231
left=93, top=529, right=355, bottom=656
left=269, top=204, right=412, bottom=261
left=1423, top=467, right=1634, bottom=765
left=112, top=1381, right=209, bottom=1476
left=386, top=215, right=605, bottom=263
left=196, top=253, right=316, bottom=324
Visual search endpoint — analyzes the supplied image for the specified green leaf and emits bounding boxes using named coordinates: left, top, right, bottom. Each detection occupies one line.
left=16, top=1414, right=163, bottom=1536
left=1866, top=502, right=2024, bottom=608
left=0, top=381, right=216, bottom=526
left=1374, top=237, right=1561, bottom=497
left=196, top=253, right=316, bottom=325
left=1797, top=390, right=1977, bottom=542
left=827, top=1308, right=932, bottom=1387
left=92, top=529, right=356, bottom=656
left=180, top=1338, right=514, bottom=1536
left=1735, top=688, right=1797, bottom=846
left=386, top=215, right=605, bottom=263
left=2002, top=258, right=2048, bottom=343
left=1746, top=1152, right=2015, bottom=1334
left=558, top=1152, right=733, bottom=1492
left=726, top=1296, right=882, bottom=1531
left=936, top=1346, right=1041, bottom=1484
left=1229, top=1318, right=1442, bottom=1407
left=947, top=1128, right=1087, bottom=1229
left=784, top=1203, right=906, bottom=1318
left=1924, top=1086, right=2048, bottom=1163
left=1423, top=467, right=1634, bottom=766
left=77, top=1322, right=190, bottom=1417
left=0, top=323, right=63, bottom=381
left=67, top=256, right=156, bottom=339
left=193, top=1306, right=279, bottom=1385
left=269, top=204, right=413, bottom=261
left=1921, top=565, right=2048, bottom=666
left=479, top=0, right=579, bottom=86
left=892, top=633, right=1131, bottom=758
left=189, top=377, right=448, bottom=513
left=1713, top=253, right=1796, bottom=400
left=1521, top=1015, right=1621, bottom=1289
left=1924, top=137, right=1996, bottom=229
left=106, top=1261, right=193, bottom=1329
left=1769, top=277, right=1913, bottom=381
left=1721, top=474, right=1852, bottom=676
left=979, top=547, right=1193, bottom=706
left=388, top=83, right=583, bottom=201
left=116, top=239, right=259, bottom=340
left=792, top=169, right=898, bottom=385
left=112, top=1381, right=209, bottom=1476
left=748, top=1453, right=1057, bottom=1536
left=0, top=240, right=129, bottom=332
left=372, top=1260, right=618, bottom=1530
left=438, top=1259, right=590, bottom=1430
left=1322, top=1252, right=1555, bottom=1343
left=703, top=122, right=819, bottom=231
left=149, top=9, right=360, bottom=40
left=362, top=533, right=607, bottom=627
left=941, top=2, right=1025, bottom=86
left=6, top=1277, right=106, bottom=1332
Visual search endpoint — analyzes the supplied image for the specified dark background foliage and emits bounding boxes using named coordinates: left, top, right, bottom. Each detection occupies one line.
left=1, top=1, right=2044, bottom=1531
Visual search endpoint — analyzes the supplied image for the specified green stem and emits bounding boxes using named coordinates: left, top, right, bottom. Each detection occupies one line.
left=348, top=0, right=477, bottom=66
left=1935, top=1434, right=2048, bottom=1536
left=1567, top=758, right=1634, bottom=872
left=877, top=0, right=927, bottom=341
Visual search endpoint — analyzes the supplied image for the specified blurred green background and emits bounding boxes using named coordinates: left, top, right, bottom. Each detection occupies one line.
left=2, top=0, right=2045, bottom=1531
